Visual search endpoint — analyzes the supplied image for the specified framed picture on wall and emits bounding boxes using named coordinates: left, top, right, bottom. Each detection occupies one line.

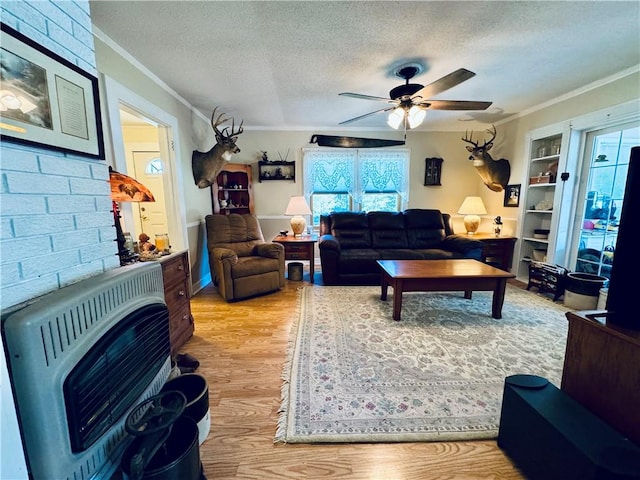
left=0, top=23, right=105, bottom=159
left=504, top=184, right=521, bottom=207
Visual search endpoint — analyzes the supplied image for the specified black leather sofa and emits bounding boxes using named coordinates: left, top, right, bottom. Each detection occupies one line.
left=318, top=209, right=483, bottom=285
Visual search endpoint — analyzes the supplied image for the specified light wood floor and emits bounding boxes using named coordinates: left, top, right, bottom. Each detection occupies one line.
left=186, top=271, right=526, bottom=479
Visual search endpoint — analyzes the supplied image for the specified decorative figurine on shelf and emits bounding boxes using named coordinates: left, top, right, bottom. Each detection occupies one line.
left=261, top=151, right=269, bottom=162
left=138, top=233, right=156, bottom=252
left=493, top=216, right=503, bottom=237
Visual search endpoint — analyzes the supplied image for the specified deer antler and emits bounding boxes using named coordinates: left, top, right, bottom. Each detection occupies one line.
left=222, top=117, right=244, bottom=138
left=210, top=106, right=244, bottom=138
left=210, top=106, right=229, bottom=135
left=462, top=124, right=497, bottom=148
left=462, top=130, right=478, bottom=147
left=484, top=125, right=497, bottom=146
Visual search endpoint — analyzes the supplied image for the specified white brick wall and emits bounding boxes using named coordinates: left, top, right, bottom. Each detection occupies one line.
left=2, top=4, right=110, bottom=478
left=1, top=145, right=118, bottom=308
left=0, top=1, right=117, bottom=311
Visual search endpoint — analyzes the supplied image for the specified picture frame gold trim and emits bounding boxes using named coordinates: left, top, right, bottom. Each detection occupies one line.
left=0, top=23, right=105, bottom=159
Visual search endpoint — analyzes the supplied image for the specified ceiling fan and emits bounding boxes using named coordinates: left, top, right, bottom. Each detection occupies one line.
left=339, top=64, right=492, bottom=129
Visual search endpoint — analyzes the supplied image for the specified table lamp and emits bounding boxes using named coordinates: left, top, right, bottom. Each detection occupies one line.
left=109, top=166, right=155, bottom=264
left=458, top=196, right=487, bottom=234
left=285, top=196, right=312, bottom=236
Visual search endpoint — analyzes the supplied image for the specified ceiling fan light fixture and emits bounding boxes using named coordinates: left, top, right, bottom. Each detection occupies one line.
left=407, top=105, right=426, bottom=129
left=387, top=107, right=404, bottom=129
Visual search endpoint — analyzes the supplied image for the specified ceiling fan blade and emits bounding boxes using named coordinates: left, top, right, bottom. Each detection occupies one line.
left=339, top=106, right=397, bottom=125
left=411, top=68, right=476, bottom=101
left=422, top=100, right=493, bottom=111
left=339, top=92, right=393, bottom=102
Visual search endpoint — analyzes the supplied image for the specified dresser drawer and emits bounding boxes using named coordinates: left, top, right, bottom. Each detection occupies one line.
left=286, top=251, right=310, bottom=260
left=169, top=303, right=193, bottom=350
left=285, top=243, right=310, bottom=255
left=163, top=277, right=189, bottom=313
left=481, top=241, right=503, bottom=255
left=161, top=253, right=188, bottom=284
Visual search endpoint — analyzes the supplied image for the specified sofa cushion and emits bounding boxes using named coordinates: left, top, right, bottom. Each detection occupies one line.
left=338, top=249, right=381, bottom=274
left=330, top=212, right=371, bottom=248
left=404, top=209, right=447, bottom=249
left=414, top=248, right=468, bottom=260
left=232, top=256, right=281, bottom=279
left=206, top=214, right=264, bottom=257
left=377, top=249, right=423, bottom=260
left=368, top=212, right=408, bottom=248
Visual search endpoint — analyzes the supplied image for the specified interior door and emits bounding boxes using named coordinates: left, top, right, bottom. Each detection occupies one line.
left=569, top=123, right=640, bottom=278
left=132, top=151, right=168, bottom=239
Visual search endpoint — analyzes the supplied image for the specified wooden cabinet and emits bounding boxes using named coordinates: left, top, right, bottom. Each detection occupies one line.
left=258, top=160, right=295, bottom=182
left=159, top=250, right=194, bottom=355
left=211, top=163, right=254, bottom=215
left=473, top=234, right=517, bottom=272
left=562, top=311, right=640, bottom=446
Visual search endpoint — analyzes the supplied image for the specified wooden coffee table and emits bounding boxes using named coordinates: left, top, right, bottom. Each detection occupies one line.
left=377, top=259, right=516, bottom=321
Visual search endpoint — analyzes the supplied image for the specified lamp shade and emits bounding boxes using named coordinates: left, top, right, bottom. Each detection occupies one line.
left=285, top=196, right=312, bottom=236
left=458, top=196, right=487, bottom=235
left=458, top=196, right=487, bottom=215
left=285, top=196, right=312, bottom=215
left=109, top=167, right=155, bottom=202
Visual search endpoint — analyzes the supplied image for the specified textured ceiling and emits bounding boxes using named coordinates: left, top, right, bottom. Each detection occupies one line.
left=89, top=1, right=640, bottom=132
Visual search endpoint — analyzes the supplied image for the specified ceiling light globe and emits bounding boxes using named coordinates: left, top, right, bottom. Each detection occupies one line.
left=408, top=106, right=426, bottom=128
left=387, top=108, right=404, bottom=129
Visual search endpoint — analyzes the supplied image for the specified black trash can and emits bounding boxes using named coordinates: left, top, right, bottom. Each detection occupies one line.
left=288, top=262, right=303, bottom=281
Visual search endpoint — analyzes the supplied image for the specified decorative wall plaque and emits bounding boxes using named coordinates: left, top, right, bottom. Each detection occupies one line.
left=424, top=157, right=443, bottom=186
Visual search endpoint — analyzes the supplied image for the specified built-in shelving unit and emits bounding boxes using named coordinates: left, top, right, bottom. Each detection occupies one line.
left=515, top=127, right=577, bottom=283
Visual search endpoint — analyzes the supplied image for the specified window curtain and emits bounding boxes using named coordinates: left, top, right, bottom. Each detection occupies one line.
left=302, top=148, right=356, bottom=199
left=357, top=149, right=410, bottom=205
left=302, top=147, right=410, bottom=206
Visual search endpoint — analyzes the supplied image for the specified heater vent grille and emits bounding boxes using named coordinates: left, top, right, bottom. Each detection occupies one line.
left=2, top=263, right=169, bottom=480
left=65, top=304, right=170, bottom=451
left=35, top=267, right=164, bottom=366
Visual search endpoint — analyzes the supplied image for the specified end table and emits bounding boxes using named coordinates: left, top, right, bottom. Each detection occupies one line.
left=273, top=234, right=318, bottom=283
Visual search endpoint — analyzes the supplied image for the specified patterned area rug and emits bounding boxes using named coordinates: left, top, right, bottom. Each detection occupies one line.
left=276, top=285, right=570, bottom=443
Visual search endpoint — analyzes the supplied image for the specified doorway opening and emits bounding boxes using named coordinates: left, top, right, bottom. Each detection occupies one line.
left=103, top=75, right=186, bottom=253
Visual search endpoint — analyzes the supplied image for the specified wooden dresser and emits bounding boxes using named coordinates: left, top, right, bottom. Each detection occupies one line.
left=158, top=250, right=194, bottom=355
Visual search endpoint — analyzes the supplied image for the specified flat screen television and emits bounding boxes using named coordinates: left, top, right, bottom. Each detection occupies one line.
left=605, top=145, right=639, bottom=329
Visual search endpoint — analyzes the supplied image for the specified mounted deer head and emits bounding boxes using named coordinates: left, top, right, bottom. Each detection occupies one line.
left=462, top=125, right=511, bottom=192
left=192, top=106, right=244, bottom=189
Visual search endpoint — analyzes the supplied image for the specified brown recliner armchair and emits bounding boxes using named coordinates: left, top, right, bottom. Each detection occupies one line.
left=205, top=213, right=285, bottom=301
